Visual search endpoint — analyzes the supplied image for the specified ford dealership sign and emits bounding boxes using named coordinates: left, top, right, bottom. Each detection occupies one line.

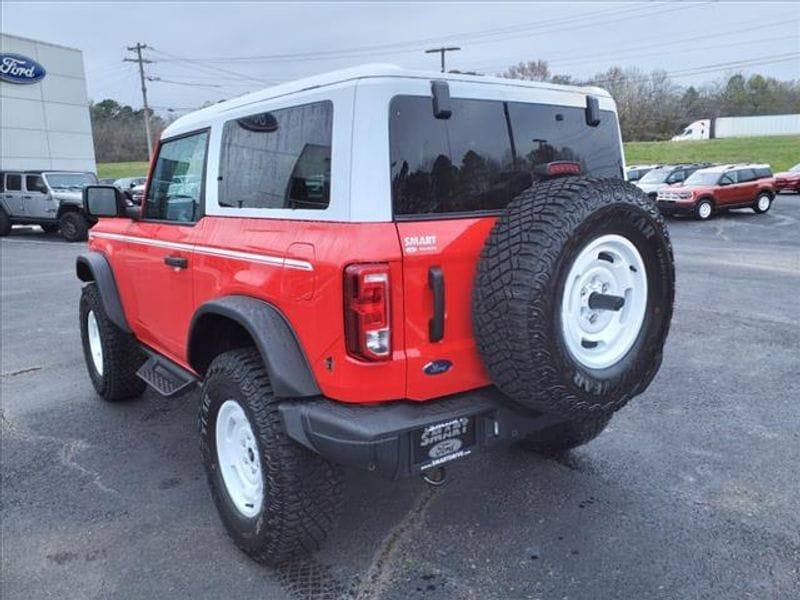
left=0, top=53, right=46, bottom=84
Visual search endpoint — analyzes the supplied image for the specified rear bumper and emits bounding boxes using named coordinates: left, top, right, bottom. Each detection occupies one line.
left=279, top=387, right=566, bottom=480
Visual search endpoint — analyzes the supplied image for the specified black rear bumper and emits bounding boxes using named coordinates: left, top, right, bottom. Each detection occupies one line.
left=279, top=387, right=566, bottom=480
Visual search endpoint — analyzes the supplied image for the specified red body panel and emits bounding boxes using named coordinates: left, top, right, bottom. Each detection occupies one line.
left=774, top=172, right=800, bottom=191
left=396, top=219, right=494, bottom=400
left=89, top=212, right=501, bottom=404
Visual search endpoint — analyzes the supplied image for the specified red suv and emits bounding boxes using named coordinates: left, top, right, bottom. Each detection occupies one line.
left=656, top=164, right=775, bottom=220
left=76, top=66, right=675, bottom=564
left=774, top=163, right=800, bottom=193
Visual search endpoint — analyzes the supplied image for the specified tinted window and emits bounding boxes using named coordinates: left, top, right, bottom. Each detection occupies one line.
left=737, top=169, right=755, bottom=183
left=219, top=101, right=332, bottom=210
left=754, top=167, right=772, bottom=179
left=144, top=131, right=208, bottom=222
left=390, top=96, right=622, bottom=216
left=6, top=174, right=21, bottom=191
left=26, top=175, right=46, bottom=193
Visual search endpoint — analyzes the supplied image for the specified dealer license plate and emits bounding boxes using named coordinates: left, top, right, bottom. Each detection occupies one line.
left=412, top=416, right=476, bottom=470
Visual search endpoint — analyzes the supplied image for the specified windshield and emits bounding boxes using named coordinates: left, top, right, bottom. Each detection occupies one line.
left=684, top=171, right=719, bottom=186
left=639, top=168, right=671, bottom=184
left=43, top=172, right=97, bottom=191
left=790, top=163, right=800, bottom=173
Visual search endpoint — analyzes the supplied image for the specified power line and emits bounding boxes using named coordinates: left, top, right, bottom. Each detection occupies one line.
left=123, top=42, right=154, bottom=160
left=147, top=76, right=226, bottom=88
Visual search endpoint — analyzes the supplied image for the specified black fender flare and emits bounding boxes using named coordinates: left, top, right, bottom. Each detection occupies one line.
left=75, top=252, right=130, bottom=332
left=188, top=296, right=320, bottom=398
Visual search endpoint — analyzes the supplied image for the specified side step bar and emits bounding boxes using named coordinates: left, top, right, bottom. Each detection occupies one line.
left=136, top=350, right=198, bottom=397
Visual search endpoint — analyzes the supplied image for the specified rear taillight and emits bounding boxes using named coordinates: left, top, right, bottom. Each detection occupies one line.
left=344, top=264, right=391, bottom=361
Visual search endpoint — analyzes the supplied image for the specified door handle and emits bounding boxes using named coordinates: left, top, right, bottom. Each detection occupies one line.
left=164, top=255, right=188, bottom=269
left=428, top=266, right=445, bottom=342
left=23, top=195, right=31, bottom=199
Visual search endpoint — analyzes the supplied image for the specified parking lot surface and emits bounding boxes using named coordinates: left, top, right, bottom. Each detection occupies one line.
left=2, top=197, right=799, bottom=600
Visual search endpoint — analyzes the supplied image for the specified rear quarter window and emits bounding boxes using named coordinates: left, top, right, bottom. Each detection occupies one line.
left=390, top=95, right=623, bottom=217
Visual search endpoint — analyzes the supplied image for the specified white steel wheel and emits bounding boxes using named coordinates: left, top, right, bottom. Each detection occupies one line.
left=757, top=194, right=771, bottom=212
left=697, top=202, right=712, bottom=220
left=86, top=310, right=104, bottom=376
left=215, top=400, right=264, bottom=518
left=560, top=234, right=648, bottom=370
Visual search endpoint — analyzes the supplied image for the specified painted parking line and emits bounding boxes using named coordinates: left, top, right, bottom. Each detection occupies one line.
left=0, top=238, right=81, bottom=247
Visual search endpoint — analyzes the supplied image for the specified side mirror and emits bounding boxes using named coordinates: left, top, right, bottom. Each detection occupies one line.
left=83, top=185, right=126, bottom=218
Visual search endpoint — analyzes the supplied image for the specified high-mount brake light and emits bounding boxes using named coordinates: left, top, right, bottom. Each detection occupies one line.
left=344, top=264, right=391, bottom=361
left=547, top=161, right=582, bottom=176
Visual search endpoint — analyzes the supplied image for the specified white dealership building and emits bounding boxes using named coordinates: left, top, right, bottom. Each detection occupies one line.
left=1, top=33, right=96, bottom=173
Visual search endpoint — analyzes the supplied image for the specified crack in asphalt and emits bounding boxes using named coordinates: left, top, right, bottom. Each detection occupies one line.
left=1, top=410, right=118, bottom=496
left=1, top=366, right=43, bottom=379
left=351, top=487, right=438, bottom=600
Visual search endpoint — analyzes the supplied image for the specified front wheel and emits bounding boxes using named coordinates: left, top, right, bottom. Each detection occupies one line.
left=694, top=199, right=713, bottom=220
left=79, top=283, right=146, bottom=401
left=200, top=348, right=343, bottom=565
left=752, top=192, right=772, bottom=214
left=60, top=211, right=89, bottom=242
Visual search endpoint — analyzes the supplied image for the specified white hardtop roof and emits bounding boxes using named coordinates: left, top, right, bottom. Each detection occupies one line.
left=164, top=63, right=611, bottom=136
left=697, top=163, right=770, bottom=174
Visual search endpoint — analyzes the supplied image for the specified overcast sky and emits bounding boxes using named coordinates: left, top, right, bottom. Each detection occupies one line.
left=2, top=1, right=798, bottom=115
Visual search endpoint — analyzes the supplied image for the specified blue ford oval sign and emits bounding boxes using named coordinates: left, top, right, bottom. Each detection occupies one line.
left=0, top=53, right=47, bottom=84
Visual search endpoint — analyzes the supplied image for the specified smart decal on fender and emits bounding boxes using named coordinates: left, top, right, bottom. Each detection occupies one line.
left=403, top=234, right=438, bottom=254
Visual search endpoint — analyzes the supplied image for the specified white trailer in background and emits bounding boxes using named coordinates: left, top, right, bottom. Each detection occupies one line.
left=671, top=114, right=800, bottom=141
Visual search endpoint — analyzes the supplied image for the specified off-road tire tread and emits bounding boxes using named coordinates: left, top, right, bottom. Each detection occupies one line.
left=519, top=414, right=612, bottom=454
left=199, top=348, right=343, bottom=565
left=60, top=211, right=89, bottom=242
left=79, top=283, right=146, bottom=401
left=472, top=176, right=674, bottom=418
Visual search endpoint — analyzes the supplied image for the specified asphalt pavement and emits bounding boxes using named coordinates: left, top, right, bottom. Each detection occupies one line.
left=2, top=195, right=799, bottom=599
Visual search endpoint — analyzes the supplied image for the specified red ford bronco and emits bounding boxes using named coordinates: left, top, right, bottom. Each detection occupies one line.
left=656, top=163, right=775, bottom=220
left=76, top=65, right=674, bottom=564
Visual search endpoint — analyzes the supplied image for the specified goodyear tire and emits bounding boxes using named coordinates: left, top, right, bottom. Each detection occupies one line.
left=79, top=283, right=147, bottom=401
left=200, top=348, right=343, bottom=565
left=473, top=177, right=674, bottom=419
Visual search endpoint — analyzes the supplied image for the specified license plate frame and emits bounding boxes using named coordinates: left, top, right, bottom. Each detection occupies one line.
left=412, top=415, right=477, bottom=470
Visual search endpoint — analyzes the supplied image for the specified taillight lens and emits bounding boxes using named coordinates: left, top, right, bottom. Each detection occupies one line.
left=344, top=264, right=391, bottom=361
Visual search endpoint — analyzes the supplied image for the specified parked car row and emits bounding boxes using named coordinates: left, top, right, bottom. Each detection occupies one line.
left=628, top=162, right=800, bottom=221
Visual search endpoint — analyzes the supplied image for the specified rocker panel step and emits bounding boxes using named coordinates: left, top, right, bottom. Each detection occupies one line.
left=136, top=352, right=198, bottom=397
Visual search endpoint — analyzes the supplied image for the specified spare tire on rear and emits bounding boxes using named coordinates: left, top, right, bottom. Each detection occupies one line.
left=472, top=177, right=674, bottom=419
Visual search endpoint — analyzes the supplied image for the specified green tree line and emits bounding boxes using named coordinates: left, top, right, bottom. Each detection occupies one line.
left=500, top=60, right=800, bottom=141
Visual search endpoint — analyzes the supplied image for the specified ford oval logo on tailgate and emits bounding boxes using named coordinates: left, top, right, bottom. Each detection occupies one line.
left=428, top=438, right=462, bottom=459
left=424, top=360, right=452, bottom=375
left=0, top=54, right=46, bottom=84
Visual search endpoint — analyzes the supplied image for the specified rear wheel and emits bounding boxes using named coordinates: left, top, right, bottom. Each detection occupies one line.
left=520, top=414, right=612, bottom=454
left=60, top=211, right=89, bottom=242
left=200, top=348, right=343, bottom=565
left=0, top=209, right=11, bottom=236
left=79, top=283, right=146, bottom=401
left=694, top=199, right=713, bottom=220
left=752, top=192, right=772, bottom=214
left=473, top=177, right=674, bottom=419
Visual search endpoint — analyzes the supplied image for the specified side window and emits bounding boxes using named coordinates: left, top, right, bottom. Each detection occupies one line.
left=754, top=167, right=772, bottom=179
left=26, top=175, right=47, bottom=193
left=737, top=169, right=755, bottom=183
left=6, top=174, right=22, bottom=191
left=144, top=130, right=208, bottom=223
left=719, top=173, right=735, bottom=185
left=666, top=170, right=684, bottom=184
left=218, top=101, right=333, bottom=210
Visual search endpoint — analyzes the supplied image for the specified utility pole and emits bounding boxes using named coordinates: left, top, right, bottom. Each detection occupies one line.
left=425, top=47, right=461, bottom=73
left=124, top=43, right=154, bottom=160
